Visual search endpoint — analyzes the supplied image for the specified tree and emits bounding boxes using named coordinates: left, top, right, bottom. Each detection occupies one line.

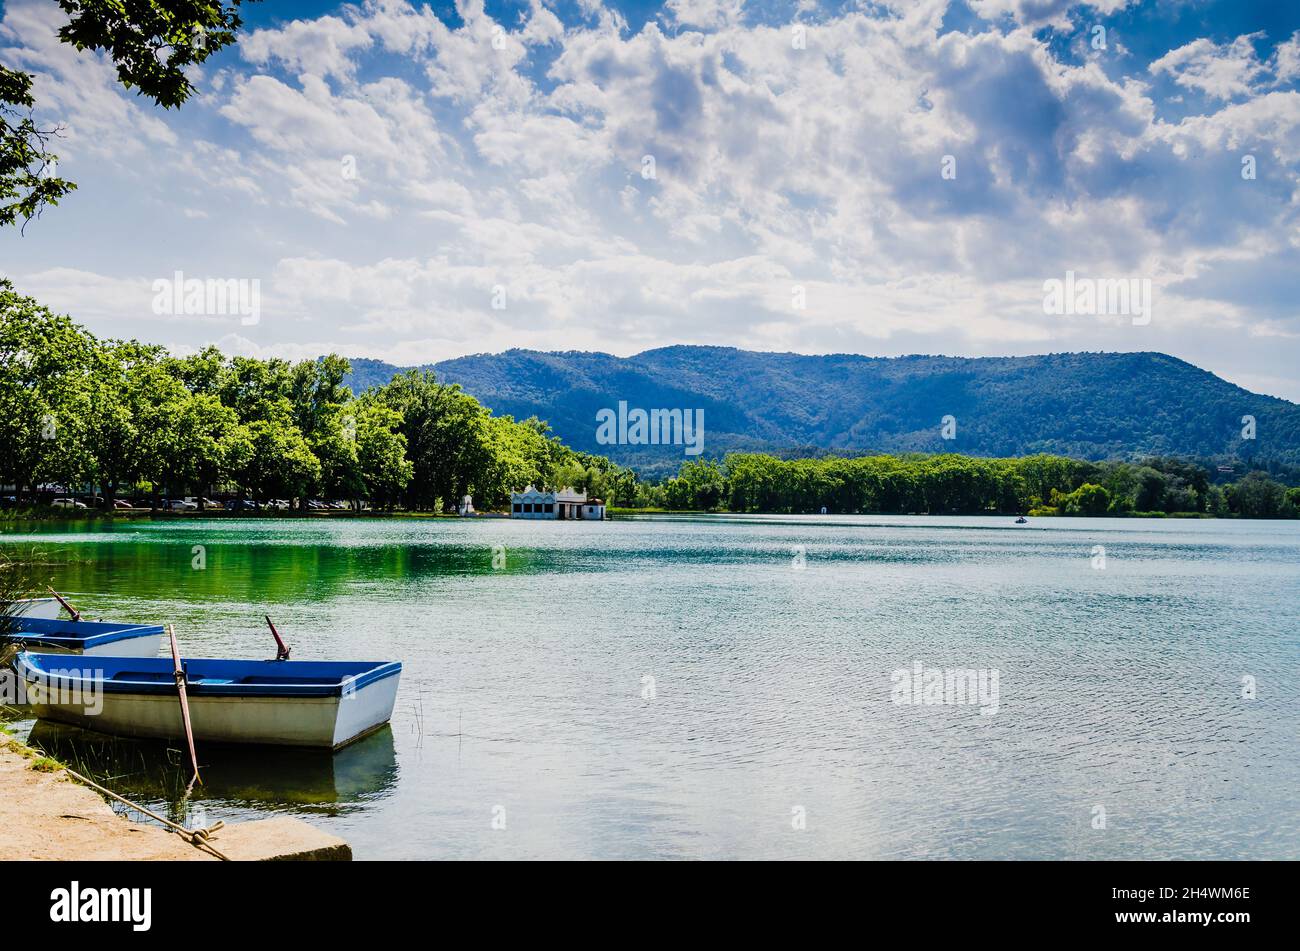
left=237, top=420, right=320, bottom=503
left=1132, top=466, right=1168, bottom=512
left=677, top=459, right=727, bottom=510
left=0, top=66, right=76, bottom=229
left=289, top=355, right=360, bottom=508
left=290, top=355, right=352, bottom=440
left=0, top=281, right=95, bottom=498
left=376, top=371, right=492, bottom=511
left=1287, top=487, right=1300, bottom=512
left=219, top=356, right=294, bottom=424
left=167, top=345, right=226, bottom=396
left=156, top=393, right=249, bottom=506
left=81, top=341, right=161, bottom=508
left=312, top=418, right=363, bottom=503
left=3, top=2, right=249, bottom=228
left=355, top=404, right=412, bottom=510
left=57, top=1, right=249, bottom=108
left=1225, top=472, right=1291, bottom=519
left=473, top=414, right=554, bottom=508
left=1017, top=454, right=1086, bottom=506
left=1, top=283, right=643, bottom=512
left=1060, top=483, right=1111, bottom=516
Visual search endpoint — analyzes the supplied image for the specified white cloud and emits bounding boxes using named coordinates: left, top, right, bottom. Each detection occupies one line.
left=665, top=0, right=744, bottom=31
left=240, top=14, right=373, bottom=82
left=2, top=0, right=1298, bottom=400
left=967, top=0, right=1133, bottom=30
left=0, top=0, right=177, bottom=156
left=1149, top=33, right=1269, bottom=101
left=1271, top=30, right=1300, bottom=84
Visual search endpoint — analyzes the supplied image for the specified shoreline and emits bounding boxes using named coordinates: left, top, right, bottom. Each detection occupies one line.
left=0, top=730, right=352, bottom=861
left=0, top=508, right=1273, bottom=523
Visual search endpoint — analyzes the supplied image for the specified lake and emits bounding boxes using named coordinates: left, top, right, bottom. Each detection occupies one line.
left=3, top=514, right=1297, bottom=859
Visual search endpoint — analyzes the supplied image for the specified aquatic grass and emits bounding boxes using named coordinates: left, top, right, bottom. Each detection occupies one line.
left=1, top=730, right=68, bottom=777
left=0, top=545, right=87, bottom=651
left=1, top=543, right=79, bottom=611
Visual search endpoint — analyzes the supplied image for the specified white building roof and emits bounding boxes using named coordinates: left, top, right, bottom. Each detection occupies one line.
left=510, top=486, right=587, bottom=503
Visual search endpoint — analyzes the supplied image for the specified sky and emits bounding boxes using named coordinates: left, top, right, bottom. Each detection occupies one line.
left=2, top=0, right=1299, bottom=399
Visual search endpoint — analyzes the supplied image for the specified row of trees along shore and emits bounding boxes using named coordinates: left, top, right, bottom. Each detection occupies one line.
left=643, top=454, right=1300, bottom=518
left=4, top=282, right=1297, bottom=519
left=0, top=282, right=633, bottom=511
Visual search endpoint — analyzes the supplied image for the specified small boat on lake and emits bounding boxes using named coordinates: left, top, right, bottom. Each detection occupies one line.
left=14, top=653, right=402, bottom=750
left=1, top=617, right=163, bottom=657
left=0, top=597, right=63, bottom=620
left=1015, top=516, right=1028, bottom=524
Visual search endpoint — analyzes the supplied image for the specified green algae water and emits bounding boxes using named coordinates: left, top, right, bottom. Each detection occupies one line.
left=3, top=514, right=1298, bottom=859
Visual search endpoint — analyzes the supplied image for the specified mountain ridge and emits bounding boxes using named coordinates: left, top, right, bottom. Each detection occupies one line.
left=341, top=347, right=1299, bottom=475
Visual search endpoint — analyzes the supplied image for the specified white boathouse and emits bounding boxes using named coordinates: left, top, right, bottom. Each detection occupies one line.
left=509, top=486, right=605, bottom=520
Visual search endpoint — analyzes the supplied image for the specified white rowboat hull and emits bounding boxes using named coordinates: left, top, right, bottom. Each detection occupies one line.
left=24, top=671, right=400, bottom=749
left=3, top=598, right=62, bottom=620
left=30, top=634, right=163, bottom=658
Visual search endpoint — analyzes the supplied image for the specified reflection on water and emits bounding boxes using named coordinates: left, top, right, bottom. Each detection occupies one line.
left=2, top=514, right=1298, bottom=859
left=19, top=719, right=398, bottom=827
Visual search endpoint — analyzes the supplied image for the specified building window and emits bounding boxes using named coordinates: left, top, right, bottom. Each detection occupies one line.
left=544, top=503, right=554, bottom=513
left=513, top=503, right=521, bottom=513
left=524, top=503, right=533, bottom=512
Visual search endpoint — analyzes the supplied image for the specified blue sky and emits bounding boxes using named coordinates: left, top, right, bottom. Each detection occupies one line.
left=3, top=0, right=1299, bottom=399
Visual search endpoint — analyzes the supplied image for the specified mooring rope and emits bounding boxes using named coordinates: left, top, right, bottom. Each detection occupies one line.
left=64, top=767, right=229, bottom=861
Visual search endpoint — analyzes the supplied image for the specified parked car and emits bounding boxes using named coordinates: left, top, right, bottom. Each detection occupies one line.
left=165, top=499, right=198, bottom=511
left=329, top=501, right=349, bottom=510
left=306, top=499, right=328, bottom=510
left=51, top=498, right=88, bottom=510
left=265, top=499, right=290, bottom=510
left=112, top=499, right=133, bottom=509
left=198, top=498, right=223, bottom=510
left=227, top=498, right=260, bottom=511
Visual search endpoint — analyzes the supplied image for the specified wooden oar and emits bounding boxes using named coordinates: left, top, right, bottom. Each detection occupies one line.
left=265, top=615, right=291, bottom=660
left=168, top=624, right=202, bottom=786
left=46, top=586, right=81, bottom=621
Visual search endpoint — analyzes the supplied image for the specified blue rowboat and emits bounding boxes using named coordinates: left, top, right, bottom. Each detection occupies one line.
left=14, top=653, right=402, bottom=750
left=1, top=617, right=163, bottom=657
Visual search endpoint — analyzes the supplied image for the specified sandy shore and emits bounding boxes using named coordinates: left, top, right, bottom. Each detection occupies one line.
left=0, top=733, right=351, bottom=860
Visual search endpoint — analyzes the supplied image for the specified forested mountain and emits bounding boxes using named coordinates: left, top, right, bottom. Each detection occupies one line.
left=344, top=348, right=1300, bottom=476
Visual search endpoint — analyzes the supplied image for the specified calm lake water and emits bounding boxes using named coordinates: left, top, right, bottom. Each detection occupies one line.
left=3, top=514, right=1297, bottom=860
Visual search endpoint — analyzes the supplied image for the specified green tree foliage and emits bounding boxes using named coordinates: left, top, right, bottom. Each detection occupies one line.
left=353, top=403, right=412, bottom=510
left=0, top=284, right=625, bottom=511
left=3, top=2, right=248, bottom=228
left=158, top=393, right=248, bottom=508
left=56, top=1, right=249, bottom=109
left=238, top=420, right=321, bottom=503
left=1059, top=483, right=1111, bottom=516
left=675, top=459, right=727, bottom=510
left=374, top=371, right=491, bottom=510
left=0, top=281, right=95, bottom=494
left=649, top=451, right=1296, bottom=519
left=83, top=340, right=194, bottom=508
left=1225, top=472, right=1297, bottom=519
left=0, top=67, right=77, bottom=228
